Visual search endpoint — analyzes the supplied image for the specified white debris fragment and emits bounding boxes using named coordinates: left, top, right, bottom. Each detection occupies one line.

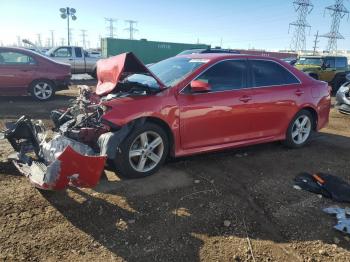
left=224, top=220, right=231, bottom=227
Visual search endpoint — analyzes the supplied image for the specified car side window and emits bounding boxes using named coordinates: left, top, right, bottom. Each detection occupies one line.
left=54, top=47, right=72, bottom=57
left=335, top=57, right=347, bottom=68
left=195, top=60, right=247, bottom=91
left=324, top=57, right=335, bottom=68
left=250, top=60, right=299, bottom=87
left=75, top=47, right=82, bottom=58
left=0, top=51, right=36, bottom=65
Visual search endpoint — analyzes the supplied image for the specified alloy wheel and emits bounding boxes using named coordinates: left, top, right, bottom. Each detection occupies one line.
left=129, top=131, right=164, bottom=173
left=33, top=82, right=53, bottom=100
left=291, top=115, right=312, bottom=145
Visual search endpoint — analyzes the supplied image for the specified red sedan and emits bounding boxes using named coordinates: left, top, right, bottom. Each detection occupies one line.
left=2, top=52, right=331, bottom=189
left=97, top=53, right=331, bottom=178
left=0, top=47, right=71, bottom=100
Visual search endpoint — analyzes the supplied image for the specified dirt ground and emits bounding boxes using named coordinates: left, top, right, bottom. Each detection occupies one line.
left=1, top=86, right=350, bottom=262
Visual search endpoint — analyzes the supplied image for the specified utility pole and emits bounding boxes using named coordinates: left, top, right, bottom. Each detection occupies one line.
left=321, top=0, right=349, bottom=53
left=60, top=38, right=65, bottom=46
left=105, top=18, right=117, bottom=38
left=50, top=30, right=55, bottom=47
left=312, top=31, right=319, bottom=55
left=16, top=36, right=21, bottom=47
left=288, top=0, right=313, bottom=52
left=80, top=29, right=87, bottom=48
left=124, top=20, right=138, bottom=40
left=68, top=28, right=74, bottom=45
left=36, top=34, right=42, bottom=47
left=46, top=38, right=51, bottom=48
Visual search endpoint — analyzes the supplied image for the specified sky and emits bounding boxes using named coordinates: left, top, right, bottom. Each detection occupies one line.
left=0, top=0, right=349, bottom=51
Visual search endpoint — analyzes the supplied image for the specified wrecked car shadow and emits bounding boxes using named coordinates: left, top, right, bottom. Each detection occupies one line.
left=41, top=132, right=350, bottom=261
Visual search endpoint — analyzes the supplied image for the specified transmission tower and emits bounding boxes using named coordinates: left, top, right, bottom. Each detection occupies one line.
left=80, top=29, right=88, bottom=48
left=321, top=0, right=349, bottom=53
left=124, top=20, right=138, bottom=40
left=289, top=0, right=313, bottom=52
left=105, top=18, right=117, bottom=38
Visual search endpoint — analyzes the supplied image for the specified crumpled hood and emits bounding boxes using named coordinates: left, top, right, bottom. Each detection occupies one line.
left=96, top=52, right=165, bottom=96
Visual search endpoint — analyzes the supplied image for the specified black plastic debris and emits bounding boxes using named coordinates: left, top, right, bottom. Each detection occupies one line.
left=294, top=172, right=350, bottom=202
left=324, top=206, right=350, bottom=235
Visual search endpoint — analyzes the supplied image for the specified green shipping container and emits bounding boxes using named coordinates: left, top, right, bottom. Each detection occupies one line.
left=101, top=38, right=210, bottom=64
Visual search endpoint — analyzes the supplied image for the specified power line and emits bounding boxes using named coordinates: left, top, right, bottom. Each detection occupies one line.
left=288, top=0, right=313, bottom=52
left=105, top=18, right=117, bottom=38
left=321, top=0, right=349, bottom=53
left=80, top=29, right=88, bottom=48
left=124, top=20, right=138, bottom=40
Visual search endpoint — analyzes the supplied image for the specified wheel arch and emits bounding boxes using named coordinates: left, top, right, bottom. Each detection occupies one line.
left=143, top=116, right=175, bottom=157
left=300, top=106, right=318, bottom=130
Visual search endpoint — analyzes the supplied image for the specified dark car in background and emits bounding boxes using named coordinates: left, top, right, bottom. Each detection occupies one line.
left=0, top=47, right=71, bottom=100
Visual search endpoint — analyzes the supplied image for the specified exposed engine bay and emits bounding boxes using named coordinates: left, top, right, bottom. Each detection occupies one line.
left=1, top=52, right=164, bottom=190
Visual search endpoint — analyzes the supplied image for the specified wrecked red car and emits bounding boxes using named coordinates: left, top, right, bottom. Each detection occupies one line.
left=1, top=52, right=331, bottom=190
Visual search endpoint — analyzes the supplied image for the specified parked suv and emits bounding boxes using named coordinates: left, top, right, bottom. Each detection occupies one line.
left=295, top=56, right=350, bottom=92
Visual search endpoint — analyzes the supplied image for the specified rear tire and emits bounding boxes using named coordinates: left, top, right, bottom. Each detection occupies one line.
left=114, top=122, right=169, bottom=179
left=283, top=110, right=314, bottom=148
left=30, top=80, right=55, bottom=101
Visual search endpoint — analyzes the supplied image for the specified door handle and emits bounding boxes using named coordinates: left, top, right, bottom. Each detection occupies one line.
left=295, top=89, right=305, bottom=96
left=68, top=58, right=74, bottom=61
left=239, top=95, right=252, bottom=103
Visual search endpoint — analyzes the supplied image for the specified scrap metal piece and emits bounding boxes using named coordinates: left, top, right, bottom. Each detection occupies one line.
left=323, top=206, right=350, bottom=234
left=13, top=146, right=106, bottom=190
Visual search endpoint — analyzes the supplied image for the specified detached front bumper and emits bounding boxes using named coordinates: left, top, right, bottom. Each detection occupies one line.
left=2, top=116, right=107, bottom=190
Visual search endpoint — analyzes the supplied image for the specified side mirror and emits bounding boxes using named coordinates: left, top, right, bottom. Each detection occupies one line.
left=50, top=53, right=54, bottom=57
left=190, top=80, right=211, bottom=93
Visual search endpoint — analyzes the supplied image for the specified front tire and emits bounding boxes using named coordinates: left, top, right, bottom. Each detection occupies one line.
left=30, top=80, right=55, bottom=101
left=114, top=122, right=169, bottom=178
left=284, top=110, right=314, bottom=148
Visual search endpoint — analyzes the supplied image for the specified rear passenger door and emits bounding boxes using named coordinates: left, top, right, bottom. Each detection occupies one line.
left=248, top=59, right=301, bottom=138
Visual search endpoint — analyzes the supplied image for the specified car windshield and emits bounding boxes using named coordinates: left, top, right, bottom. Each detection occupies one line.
left=296, top=57, right=322, bottom=66
left=148, top=57, right=209, bottom=87
left=177, top=49, right=205, bottom=55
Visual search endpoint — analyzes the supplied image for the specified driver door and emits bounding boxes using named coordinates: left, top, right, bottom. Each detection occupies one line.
left=177, top=59, right=256, bottom=150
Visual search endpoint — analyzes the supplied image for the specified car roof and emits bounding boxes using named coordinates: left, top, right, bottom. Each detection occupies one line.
left=177, top=53, right=283, bottom=62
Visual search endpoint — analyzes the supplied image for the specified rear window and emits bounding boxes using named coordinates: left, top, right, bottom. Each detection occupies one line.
left=251, top=60, right=299, bottom=87
left=335, top=57, right=347, bottom=68
left=75, top=47, right=82, bottom=58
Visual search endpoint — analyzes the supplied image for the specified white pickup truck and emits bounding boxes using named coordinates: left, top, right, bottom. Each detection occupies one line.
left=46, top=46, right=99, bottom=77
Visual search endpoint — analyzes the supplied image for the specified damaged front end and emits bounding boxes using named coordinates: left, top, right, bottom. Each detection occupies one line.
left=2, top=116, right=106, bottom=190
left=335, top=81, right=350, bottom=115
left=1, top=52, right=164, bottom=190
